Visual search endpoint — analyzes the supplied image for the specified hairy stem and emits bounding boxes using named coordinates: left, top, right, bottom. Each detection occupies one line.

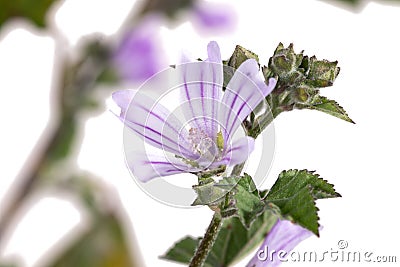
left=189, top=213, right=222, bottom=267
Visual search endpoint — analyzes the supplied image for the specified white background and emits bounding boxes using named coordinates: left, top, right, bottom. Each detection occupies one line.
left=1, top=0, right=400, bottom=266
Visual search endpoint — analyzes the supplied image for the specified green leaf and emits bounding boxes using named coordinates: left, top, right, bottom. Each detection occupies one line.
left=270, top=186, right=320, bottom=235
left=298, top=95, right=355, bottom=123
left=237, top=173, right=257, bottom=194
left=162, top=208, right=279, bottom=267
left=45, top=213, right=136, bottom=267
left=266, top=169, right=341, bottom=235
left=161, top=236, right=200, bottom=265
left=215, top=175, right=265, bottom=228
left=233, top=185, right=265, bottom=228
left=138, top=0, right=195, bottom=19
left=267, top=169, right=341, bottom=200
left=192, top=176, right=231, bottom=207
left=0, top=0, right=59, bottom=29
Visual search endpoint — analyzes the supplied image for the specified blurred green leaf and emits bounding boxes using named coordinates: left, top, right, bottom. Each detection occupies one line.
left=138, top=0, right=195, bottom=19
left=45, top=213, right=136, bottom=267
left=321, top=0, right=400, bottom=11
left=0, top=0, right=59, bottom=29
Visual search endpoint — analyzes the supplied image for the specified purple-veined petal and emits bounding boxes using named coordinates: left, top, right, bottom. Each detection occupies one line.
left=214, top=136, right=255, bottom=167
left=125, top=152, right=197, bottom=182
left=112, top=16, right=165, bottom=83
left=246, top=219, right=314, bottom=267
left=112, top=89, right=136, bottom=116
left=179, top=41, right=223, bottom=139
left=191, top=1, right=237, bottom=34
left=220, top=59, right=276, bottom=141
left=116, top=91, right=197, bottom=159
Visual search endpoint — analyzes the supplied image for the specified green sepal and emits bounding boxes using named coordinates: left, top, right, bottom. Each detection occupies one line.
left=215, top=174, right=265, bottom=228
left=227, top=45, right=259, bottom=70
left=192, top=178, right=226, bottom=207
left=305, top=56, right=340, bottom=88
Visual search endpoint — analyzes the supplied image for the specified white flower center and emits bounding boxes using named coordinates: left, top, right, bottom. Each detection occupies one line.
left=188, top=128, right=213, bottom=156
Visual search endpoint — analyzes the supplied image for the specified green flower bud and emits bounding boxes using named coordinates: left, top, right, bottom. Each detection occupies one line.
left=305, top=56, right=340, bottom=87
left=228, top=45, right=259, bottom=69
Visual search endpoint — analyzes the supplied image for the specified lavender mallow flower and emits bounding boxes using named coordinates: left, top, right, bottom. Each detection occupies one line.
left=113, top=17, right=165, bottom=83
left=191, top=1, right=237, bottom=34
left=113, top=41, right=276, bottom=182
left=246, top=219, right=314, bottom=267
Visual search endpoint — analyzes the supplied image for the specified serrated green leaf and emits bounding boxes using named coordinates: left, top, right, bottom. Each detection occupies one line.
left=266, top=169, right=341, bottom=235
left=162, top=208, right=279, bottom=267
left=300, top=96, right=354, bottom=123
left=0, top=0, right=60, bottom=29
left=271, top=186, right=320, bottom=235
left=267, top=169, right=341, bottom=200
left=161, top=236, right=201, bottom=265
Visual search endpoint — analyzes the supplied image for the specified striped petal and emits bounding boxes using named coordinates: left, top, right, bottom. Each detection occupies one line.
left=126, top=152, right=198, bottom=182
left=215, top=136, right=255, bottom=167
left=114, top=91, right=196, bottom=159
left=219, top=59, right=276, bottom=141
left=179, top=41, right=223, bottom=139
left=112, top=89, right=136, bottom=115
left=246, top=219, right=313, bottom=267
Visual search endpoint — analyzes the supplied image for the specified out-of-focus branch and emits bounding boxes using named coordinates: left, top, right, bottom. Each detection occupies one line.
left=0, top=39, right=109, bottom=245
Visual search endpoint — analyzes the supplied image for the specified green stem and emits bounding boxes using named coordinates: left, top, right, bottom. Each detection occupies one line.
left=189, top=213, right=222, bottom=267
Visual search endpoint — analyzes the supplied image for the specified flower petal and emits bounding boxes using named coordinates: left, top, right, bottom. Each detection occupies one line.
left=218, top=136, right=255, bottom=166
left=246, top=219, right=314, bottom=267
left=117, top=91, right=196, bottom=159
left=220, top=59, right=276, bottom=141
left=179, top=41, right=223, bottom=139
left=126, top=152, right=197, bottom=182
left=112, top=16, right=165, bottom=83
left=191, top=1, right=237, bottom=34
left=112, top=89, right=136, bottom=115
